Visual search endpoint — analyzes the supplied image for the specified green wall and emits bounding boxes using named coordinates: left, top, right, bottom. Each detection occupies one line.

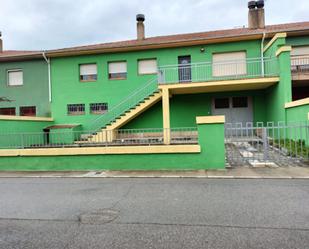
left=0, top=121, right=226, bottom=171
left=264, top=36, right=292, bottom=122
left=0, top=119, right=54, bottom=149
left=50, top=40, right=261, bottom=130
left=124, top=90, right=267, bottom=129
left=0, top=59, right=50, bottom=116
left=286, top=104, right=309, bottom=123
left=286, top=35, right=309, bottom=47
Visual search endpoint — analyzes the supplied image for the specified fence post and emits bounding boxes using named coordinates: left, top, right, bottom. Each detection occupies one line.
left=262, top=127, right=269, bottom=161
left=20, top=133, right=24, bottom=149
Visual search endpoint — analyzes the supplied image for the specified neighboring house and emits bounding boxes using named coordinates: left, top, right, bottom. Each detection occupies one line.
left=0, top=41, right=50, bottom=117
left=0, top=1, right=308, bottom=170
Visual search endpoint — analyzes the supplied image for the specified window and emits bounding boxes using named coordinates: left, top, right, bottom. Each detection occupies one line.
left=7, top=70, right=23, bottom=86
left=90, top=103, right=108, bottom=114
left=108, top=61, right=127, bottom=79
left=0, top=107, right=16, bottom=116
left=20, top=106, right=36, bottom=116
left=232, top=97, right=248, bottom=108
left=67, top=104, right=85, bottom=115
left=291, top=46, right=309, bottom=56
left=214, top=98, right=229, bottom=109
left=138, top=59, right=157, bottom=75
left=212, top=51, right=247, bottom=77
left=291, top=46, right=309, bottom=68
left=79, top=64, right=97, bottom=81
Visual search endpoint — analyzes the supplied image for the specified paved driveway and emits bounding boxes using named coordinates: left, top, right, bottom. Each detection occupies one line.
left=0, top=178, right=309, bottom=249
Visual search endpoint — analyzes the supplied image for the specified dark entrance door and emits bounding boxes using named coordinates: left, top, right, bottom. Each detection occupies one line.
left=178, top=56, right=191, bottom=83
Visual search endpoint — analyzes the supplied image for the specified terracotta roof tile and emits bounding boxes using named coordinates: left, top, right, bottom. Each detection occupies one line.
left=0, top=50, right=41, bottom=57
left=48, top=21, right=309, bottom=54
left=1, top=21, right=309, bottom=59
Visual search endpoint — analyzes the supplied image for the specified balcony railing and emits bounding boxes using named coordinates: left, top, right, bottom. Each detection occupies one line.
left=291, top=55, right=309, bottom=74
left=158, top=57, right=279, bottom=84
left=0, top=127, right=198, bottom=149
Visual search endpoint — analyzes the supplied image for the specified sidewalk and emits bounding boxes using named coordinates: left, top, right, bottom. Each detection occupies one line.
left=0, top=165, right=309, bottom=178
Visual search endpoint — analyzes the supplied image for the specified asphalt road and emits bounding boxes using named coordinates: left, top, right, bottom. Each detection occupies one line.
left=0, top=178, right=308, bottom=249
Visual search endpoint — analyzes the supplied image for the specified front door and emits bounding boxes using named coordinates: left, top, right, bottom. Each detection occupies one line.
left=212, top=96, right=253, bottom=126
left=178, top=56, right=191, bottom=83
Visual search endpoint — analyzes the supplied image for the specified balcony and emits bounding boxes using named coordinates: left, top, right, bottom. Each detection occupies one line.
left=291, top=55, right=309, bottom=81
left=158, top=57, right=279, bottom=94
left=158, top=57, right=279, bottom=85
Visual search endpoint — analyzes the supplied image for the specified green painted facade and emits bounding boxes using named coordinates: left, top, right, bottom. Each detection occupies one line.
left=286, top=104, right=309, bottom=123
left=0, top=59, right=50, bottom=116
left=0, top=121, right=226, bottom=171
left=50, top=40, right=262, bottom=130
left=0, top=119, right=54, bottom=149
left=0, top=30, right=309, bottom=170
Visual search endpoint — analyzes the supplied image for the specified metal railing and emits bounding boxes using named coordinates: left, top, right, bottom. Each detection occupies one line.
left=291, top=55, right=309, bottom=73
left=225, top=121, right=309, bottom=167
left=0, top=127, right=198, bottom=149
left=89, top=77, right=158, bottom=132
left=158, top=57, right=279, bottom=84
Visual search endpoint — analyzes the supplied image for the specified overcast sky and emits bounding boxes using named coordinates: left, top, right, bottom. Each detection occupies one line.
left=0, top=0, right=308, bottom=51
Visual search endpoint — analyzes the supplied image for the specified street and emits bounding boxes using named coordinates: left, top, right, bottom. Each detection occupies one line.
left=0, top=178, right=309, bottom=249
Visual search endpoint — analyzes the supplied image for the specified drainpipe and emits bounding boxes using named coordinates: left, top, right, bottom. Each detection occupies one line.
left=42, top=52, right=52, bottom=102
left=261, top=32, right=266, bottom=77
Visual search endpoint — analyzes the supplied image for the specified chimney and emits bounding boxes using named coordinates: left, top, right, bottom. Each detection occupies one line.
left=0, top=32, right=3, bottom=52
left=136, top=14, right=145, bottom=40
left=248, top=0, right=265, bottom=29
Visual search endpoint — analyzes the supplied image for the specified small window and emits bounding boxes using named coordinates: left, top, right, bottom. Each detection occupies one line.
left=214, top=98, right=229, bottom=109
left=212, top=52, right=247, bottom=77
left=20, top=106, right=36, bottom=116
left=67, top=104, right=85, bottom=115
left=0, top=107, right=16, bottom=116
left=8, top=70, right=23, bottom=86
left=232, top=97, right=248, bottom=108
left=108, top=61, right=127, bottom=80
left=79, top=64, right=97, bottom=81
left=90, top=103, right=108, bottom=114
left=138, top=59, right=157, bottom=75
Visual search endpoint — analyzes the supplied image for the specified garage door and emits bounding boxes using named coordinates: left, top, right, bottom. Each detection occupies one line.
left=211, top=96, right=253, bottom=125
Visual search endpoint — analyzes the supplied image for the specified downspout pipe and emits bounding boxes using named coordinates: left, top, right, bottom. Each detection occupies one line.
left=261, top=32, right=266, bottom=77
left=42, top=52, right=52, bottom=103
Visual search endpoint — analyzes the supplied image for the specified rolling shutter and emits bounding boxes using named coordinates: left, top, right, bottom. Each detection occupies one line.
left=138, top=59, right=157, bottom=74
left=8, top=70, right=23, bottom=86
left=212, top=52, right=247, bottom=77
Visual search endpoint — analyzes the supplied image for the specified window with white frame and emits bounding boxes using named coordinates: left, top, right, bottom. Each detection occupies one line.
left=79, top=64, right=97, bottom=81
left=7, top=70, right=23, bottom=86
left=90, top=103, right=108, bottom=114
left=108, top=61, right=127, bottom=79
left=138, top=59, right=157, bottom=75
left=67, top=104, right=85, bottom=115
left=291, top=46, right=309, bottom=68
left=212, top=51, right=247, bottom=77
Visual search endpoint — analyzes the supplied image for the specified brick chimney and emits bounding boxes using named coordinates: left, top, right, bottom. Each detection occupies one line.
left=136, top=14, right=145, bottom=40
left=248, top=0, right=265, bottom=29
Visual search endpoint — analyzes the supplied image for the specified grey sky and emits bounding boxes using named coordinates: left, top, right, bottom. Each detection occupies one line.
left=0, top=0, right=308, bottom=51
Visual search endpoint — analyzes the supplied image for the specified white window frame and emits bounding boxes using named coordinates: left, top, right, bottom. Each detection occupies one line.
left=7, top=69, right=23, bottom=86
left=138, top=59, right=157, bottom=75
left=79, top=63, right=97, bottom=82
left=212, top=51, right=247, bottom=77
left=108, top=61, right=127, bottom=80
left=90, top=103, right=108, bottom=115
